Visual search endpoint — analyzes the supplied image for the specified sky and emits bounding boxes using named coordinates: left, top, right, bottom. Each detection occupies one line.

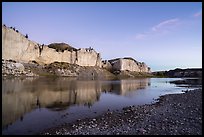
left=2, top=2, right=202, bottom=71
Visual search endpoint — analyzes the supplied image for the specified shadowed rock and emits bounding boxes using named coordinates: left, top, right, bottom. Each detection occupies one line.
left=48, top=43, right=77, bottom=52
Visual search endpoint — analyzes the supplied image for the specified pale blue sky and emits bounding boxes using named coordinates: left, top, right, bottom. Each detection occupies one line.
left=2, top=2, right=202, bottom=71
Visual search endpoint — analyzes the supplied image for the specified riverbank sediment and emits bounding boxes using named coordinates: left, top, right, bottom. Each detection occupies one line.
left=2, top=59, right=153, bottom=80
left=41, top=88, right=202, bottom=135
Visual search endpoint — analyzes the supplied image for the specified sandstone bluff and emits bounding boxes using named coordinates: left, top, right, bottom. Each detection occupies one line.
left=2, top=25, right=151, bottom=78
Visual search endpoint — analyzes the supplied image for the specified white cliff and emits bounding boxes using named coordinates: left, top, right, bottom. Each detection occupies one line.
left=2, top=25, right=102, bottom=67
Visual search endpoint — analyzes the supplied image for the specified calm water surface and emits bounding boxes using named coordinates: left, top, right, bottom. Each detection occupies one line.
left=2, top=77, right=198, bottom=135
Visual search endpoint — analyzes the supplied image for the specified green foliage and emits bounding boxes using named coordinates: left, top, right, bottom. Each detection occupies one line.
left=153, top=71, right=167, bottom=78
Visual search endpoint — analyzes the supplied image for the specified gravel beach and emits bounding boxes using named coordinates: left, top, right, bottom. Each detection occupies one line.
left=41, top=88, right=202, bottom=135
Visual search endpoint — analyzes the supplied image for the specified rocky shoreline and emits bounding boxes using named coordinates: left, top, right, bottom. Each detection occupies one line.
left=2, top=59, right=38, bottom=77
left=40, top=88, right=202, bottom=135
left=2, top=59, right=116, bottom=79
left=2, top=59, right=152, bottom=80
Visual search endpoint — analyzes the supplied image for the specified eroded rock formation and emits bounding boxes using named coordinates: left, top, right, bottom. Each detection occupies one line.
left=102, top=58, right=151, bottom=73
left=2, top=25, right=151, bottom=73
left=2, top=25, right=102, bottom=67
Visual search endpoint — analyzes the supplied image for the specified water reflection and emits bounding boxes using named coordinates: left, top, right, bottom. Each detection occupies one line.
left=2, top=77, right=150, bottom=129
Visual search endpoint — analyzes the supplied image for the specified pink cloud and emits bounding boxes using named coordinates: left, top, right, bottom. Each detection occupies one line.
left=194, top=11, right=202, bottom=17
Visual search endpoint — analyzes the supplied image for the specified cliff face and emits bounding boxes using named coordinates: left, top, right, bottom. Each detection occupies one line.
left=2, top=26, right=39, bottom=62
left=2, top=26, right=102, bottom=67
left=2, top=25, right=150, bottom=72
left=106, top=58, right=151, bottom=73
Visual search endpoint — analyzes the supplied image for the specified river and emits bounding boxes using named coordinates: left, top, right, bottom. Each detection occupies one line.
left=2, top=77, right=198, bottom=135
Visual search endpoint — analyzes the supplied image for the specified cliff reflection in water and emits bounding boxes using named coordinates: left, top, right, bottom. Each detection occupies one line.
left=2, top=77, right=150, bottom=128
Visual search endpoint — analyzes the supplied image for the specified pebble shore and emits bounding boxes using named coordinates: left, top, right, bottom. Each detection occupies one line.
left=41, top=88, right=202, bottom=135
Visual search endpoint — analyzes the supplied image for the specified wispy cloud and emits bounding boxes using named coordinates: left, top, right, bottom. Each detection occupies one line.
left=135, top=18, right=180, bottom=40
left=151, top=18, right=180, bottom=32
left=194, top=10, right=202, bottom=17
left=135, top=33, right=147, bottom=40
